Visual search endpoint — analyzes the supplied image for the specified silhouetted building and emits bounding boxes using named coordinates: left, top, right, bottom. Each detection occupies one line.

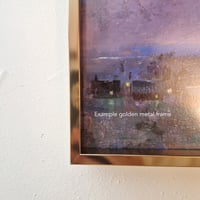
left=132, top=80, right=163, bottom=100
left=91, top=79, right=120, bottom=98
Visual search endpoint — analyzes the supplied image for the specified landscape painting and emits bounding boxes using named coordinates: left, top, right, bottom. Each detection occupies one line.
left=80, top=0, right=200, bottom=155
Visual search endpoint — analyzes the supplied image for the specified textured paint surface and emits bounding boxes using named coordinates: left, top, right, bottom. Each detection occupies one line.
left=0, top=0, right=200, bottom=200
left=82, top=0, right=200, bottom=56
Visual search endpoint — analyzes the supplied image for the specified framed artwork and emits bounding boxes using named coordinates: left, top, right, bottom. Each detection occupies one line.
left=69, top=0, right=200, bottom=166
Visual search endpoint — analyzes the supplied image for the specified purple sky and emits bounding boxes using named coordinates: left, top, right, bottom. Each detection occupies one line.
left=81, top=0, right=200, bottom=57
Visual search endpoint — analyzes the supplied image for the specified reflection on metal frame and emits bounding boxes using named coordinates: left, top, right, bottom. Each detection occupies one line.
left=69, top=0, right=200, bottom=166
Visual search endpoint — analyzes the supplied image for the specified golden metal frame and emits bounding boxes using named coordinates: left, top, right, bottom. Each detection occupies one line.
left=69, top=0, right=200, bottom=166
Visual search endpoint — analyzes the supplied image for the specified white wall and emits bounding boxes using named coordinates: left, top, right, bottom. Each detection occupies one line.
left=0, top=0, right=200, bottom=200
